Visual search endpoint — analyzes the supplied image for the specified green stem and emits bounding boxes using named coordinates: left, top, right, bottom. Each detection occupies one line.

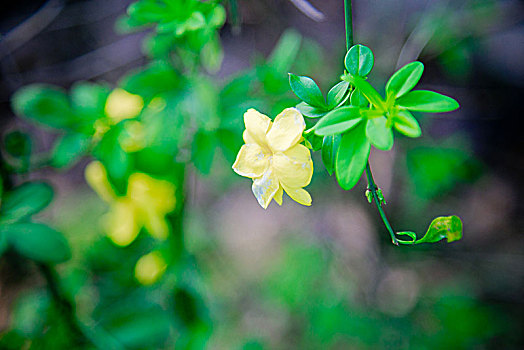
left=365, top=163, right=398, bottom=245
left=344, top=0, right=353, bottom=49
left=37, top=264, right=89, bottom=344
left=38, top=263, right=123, bottom=349
left=343, top=0, right=398, bottom=245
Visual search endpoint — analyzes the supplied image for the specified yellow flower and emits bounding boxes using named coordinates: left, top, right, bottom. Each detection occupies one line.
left=104, top=88, right=144, bottom=124
left=232, top=108, right=313, bottom=209
left=93, top=89, right=144, bottom=142
left=118, top=120, right=146, bottom=152
left=85, top=161, right=176, bottom=246
left=135, top=251, right=167, bottom=285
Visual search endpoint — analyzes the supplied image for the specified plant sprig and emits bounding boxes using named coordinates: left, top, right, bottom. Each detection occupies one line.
left=288, top=3, right=463, bottom=245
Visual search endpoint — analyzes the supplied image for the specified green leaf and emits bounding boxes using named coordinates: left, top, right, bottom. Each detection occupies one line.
left=269, top=29, right=302, bottom=73
left=304, top=132, right=323, bottom=152
left=121, top=62, right=181, bottom=100
left=350, top=89, right=368, bottom=107
left=11, top=291, right=51, bottom=337
left=103, top=307, right=171, bottom=349
left=393, top=110, right=421, bottom=138
left=417, top=215, right=463, bottom=243
left=344, top=44, right=374, bottom=77
left=201, top=34, right=224, bottom=73
left=343, top=74, right=386, bottom=110
left=335, top=124, right=370, bottom=190
left=396, top=90, right=459, bottom=113
left=399, top=215, right=463, bottom=245
left=51, top=133, right=91, bottom=169
left=288, top=73, right=326, bottom=108
left=4, top=131, right=32, bottom=159
left=70, top=81, right=110, bottom=119
left=385, top=61, right=424, bottom=99
left=11, top=84, right=76, bottom=130
left=0, top=182, right=53, bottom=225
left=314, top=106, right=362, bottom=136
left=365, top=117, right=394, bottom=150
left=326, top=81, right=350, bottom=109
left=296, top=102, right=326, bottom=118
left=209, top=4, right=227, bottom=27
left=322, top=134, right=341, bottom=175
left=2, top=223, right=71, bottom=263
left=94, top=127, right=130, bottom=182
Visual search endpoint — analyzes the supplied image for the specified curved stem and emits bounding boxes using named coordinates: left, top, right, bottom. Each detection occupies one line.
left=343, top=0, right=398, bottom=245
left=364, top=163, right=398, bottom=245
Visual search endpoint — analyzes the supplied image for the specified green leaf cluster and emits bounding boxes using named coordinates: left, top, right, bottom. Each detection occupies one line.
left=117, top=0, right=226, bottom=71
left=289, top=44, right=460, bottom=191
left=0, top=182, right=70, bottom=263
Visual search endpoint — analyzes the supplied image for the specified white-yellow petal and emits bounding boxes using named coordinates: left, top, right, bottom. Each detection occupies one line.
left=251, top=169, right=280, bottom=209
left=266, top=108, right=305, bottom=152
left=272, top=144, right=313, bottom=188
left=282, top=185, right=312, bottom=206
left=232, top=143, right=271, bottom=178
left=243, top=108, right=271, bottom=146
left=273, top=186, right=283, bottom=206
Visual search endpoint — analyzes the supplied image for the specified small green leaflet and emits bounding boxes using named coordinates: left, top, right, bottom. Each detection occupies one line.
left=385, top=61, right=424, bottom=99
left=1, top=223, right=71, bottom=263
left=345, top=44, right=374, bottom=77
left=288, top=73, right=326, bottom=109
left=396, top=90, right=459, bottom=113
left=397, top=215, right=463, bottom=244
left=393, top=110, right=421, bottom=138
left=335, top=123, right=370, bottom=190
left=296, top=101, right=327, bottom=118
left=0, top=182, right=54, bottom=225
left=322, top=134, right=341, bottom=175
left=314, top=106, right=362, bottom=136
left=365, top=117, right=393, bottom=151
left=326, top=81, right=350, bottom=109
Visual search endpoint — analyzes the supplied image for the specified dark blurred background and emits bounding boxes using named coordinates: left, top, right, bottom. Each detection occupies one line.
left=1, top=0, right=524, bottom=348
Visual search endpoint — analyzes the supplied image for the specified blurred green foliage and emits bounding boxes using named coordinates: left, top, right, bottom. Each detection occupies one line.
left=0, top=0, right=520, bottom=349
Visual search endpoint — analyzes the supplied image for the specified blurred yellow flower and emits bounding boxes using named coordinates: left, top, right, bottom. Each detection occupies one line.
left=232, top=108, right=313, bottom=209
left=119, top=120, right=146, bottom=152
left=135, top=251, right=167, bottom=285
left=104, top=88, right=144, bottom=123
left=85, top=161, right=176, bottom=246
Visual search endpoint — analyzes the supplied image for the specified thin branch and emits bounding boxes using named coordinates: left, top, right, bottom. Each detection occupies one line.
left=289, top=0, right=325, bottom=22
left=0, top=0, right=65, bottom=60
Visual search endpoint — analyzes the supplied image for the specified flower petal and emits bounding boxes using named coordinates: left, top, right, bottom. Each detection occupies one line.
left=85, top=161, right=116, bottom=203
left=143, top=211, right=169, bottom=240
left=272, top=144, right=313, bottom=188
left=232, top=144, right=271, bottom=178
left=273, top=186, right=283, bottom=206
left=251, top=169, right=280, bottom=209
left=266, top=108, right=306, bottom=152
left=243, top=108, right=271, bottom=146
left=282, top=185, right=312, bottom=206
left=104, top=199, right=141, bottom=246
